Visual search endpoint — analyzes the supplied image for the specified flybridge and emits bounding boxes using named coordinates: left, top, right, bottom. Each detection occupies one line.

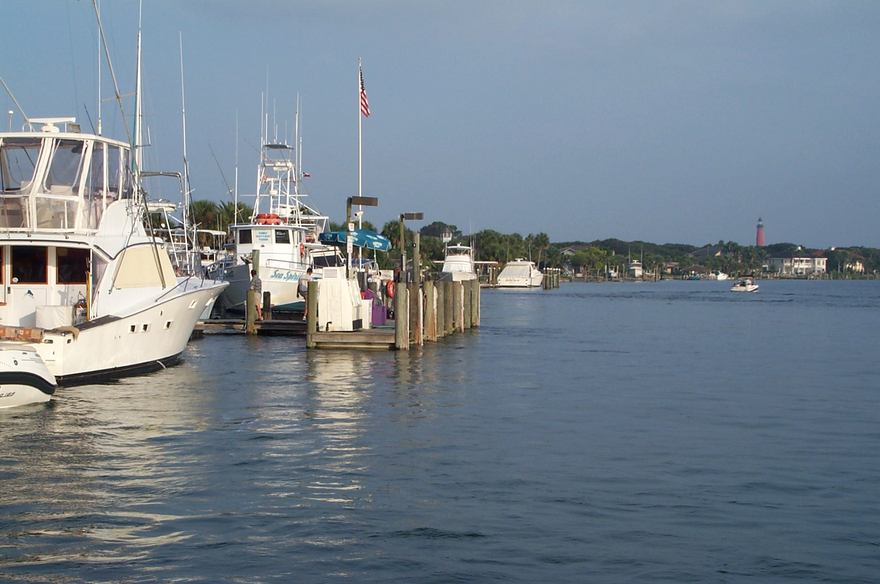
left=0, top=127, right=134, bottom=232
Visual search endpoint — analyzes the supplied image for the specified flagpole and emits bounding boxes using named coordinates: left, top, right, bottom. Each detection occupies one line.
left=358, top=58, right=363, bottom=200
left=355, top=59, right=364, bottom=275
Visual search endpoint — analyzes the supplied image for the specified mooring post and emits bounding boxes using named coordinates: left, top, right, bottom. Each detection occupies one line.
left=306, top=280, right=318, bottom=348
left=463, top=280, right=472, bottom=329
left=424, top=280, right=436, bottom=341
left=395, top=282, right=409, bottom=350
left=413, top=232, right=421, bottom=285
left=441, top=281, right=450, bottom=335
left=408, top=282, right=421, bottom=346
left=477, top=279, right=482, bottom=326
left=436, top=280, right=446, bottom=338
left=262, top=291, right=272, bottom=321
left=452, top=281, right=463, bottom=333
left=470, top=279, right=480, bottom=327
left=246, top=289, right=257, bottom=335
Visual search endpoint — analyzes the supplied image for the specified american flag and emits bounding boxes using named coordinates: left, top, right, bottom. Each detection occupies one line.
left=359, top=66, right=371, bottom=118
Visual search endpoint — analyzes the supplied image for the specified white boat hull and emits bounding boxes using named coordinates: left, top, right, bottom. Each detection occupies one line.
left=731, top=284, right=759, bottom=292
left=32, top=281, right=225, bottom=383
left=497, top=277, right=543, bottom=288
left=0, top=344, right=56, bottom=409
left=438, top=271, right=477, bottom=282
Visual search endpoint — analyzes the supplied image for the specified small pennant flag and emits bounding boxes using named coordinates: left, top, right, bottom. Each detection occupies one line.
left=359, top=66, right=371, bottom=118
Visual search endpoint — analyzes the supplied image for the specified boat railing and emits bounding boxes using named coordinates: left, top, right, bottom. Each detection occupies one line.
left=264, top=257, right=310, bottom=272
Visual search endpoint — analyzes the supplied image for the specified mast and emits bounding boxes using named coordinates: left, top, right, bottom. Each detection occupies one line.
left=96, top=0, right=102, bottom=135
left=132, top=0, right=143, bottom=187
left=179, top=32, right=194, bottom=273
left=294, top=94, right=301, bottom=195
left=234, top=110, right=239, bottom=224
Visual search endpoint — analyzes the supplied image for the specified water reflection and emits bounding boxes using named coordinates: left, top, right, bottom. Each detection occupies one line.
left=1, top=326, right=485, bottom=579
left=0, top=361, right=214, bottom=573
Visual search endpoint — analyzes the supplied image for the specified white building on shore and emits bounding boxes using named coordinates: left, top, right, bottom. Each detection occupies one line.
left=767, top=257, right=827, bottom=277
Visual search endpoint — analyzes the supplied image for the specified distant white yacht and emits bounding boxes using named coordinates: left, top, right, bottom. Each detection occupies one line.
left=497, top=258, right=543, bottom=288
left=437, top=244, right=477, bottom=282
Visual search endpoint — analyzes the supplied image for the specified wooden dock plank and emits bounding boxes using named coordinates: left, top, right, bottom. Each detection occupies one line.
left=194, top=319, right=306, bottom=336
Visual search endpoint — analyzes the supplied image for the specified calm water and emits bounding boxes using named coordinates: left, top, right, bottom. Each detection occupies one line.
left=1, top=280, right=879, bottom=583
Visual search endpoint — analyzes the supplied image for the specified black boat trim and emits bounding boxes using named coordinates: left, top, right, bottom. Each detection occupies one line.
left=56, top=353, right=183, bottom=386
left=0, top=372, right=57, bottom=396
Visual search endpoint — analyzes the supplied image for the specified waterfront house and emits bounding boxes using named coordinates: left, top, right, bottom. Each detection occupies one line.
left=767, top=256, right=827, bottom=277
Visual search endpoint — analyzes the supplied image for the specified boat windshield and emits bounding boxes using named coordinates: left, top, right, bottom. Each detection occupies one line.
left=0, top=138, right=41, bottom=228
left=44, top=139, right=85, bottom=194
left=0, top=138, right=41, bottom=193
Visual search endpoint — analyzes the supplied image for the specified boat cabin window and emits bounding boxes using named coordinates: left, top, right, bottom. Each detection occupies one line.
left=120, top=149, right=133, bottom=199
left=57, top=247, right=89, bottom=284
left=84, top=142, right=104, bottom=227
left=12, top=246, right=48, bottom=284
left=43, top=139, right=84, bottom=195
left=275, top=229, right=290, bottom=244
left=0, top=138, right=41, bottom=193
left=238, top=229, right=252, bottom=244
left=313, top=254, right=343, bottom=268
left=107, top=145, right=132, bottom=201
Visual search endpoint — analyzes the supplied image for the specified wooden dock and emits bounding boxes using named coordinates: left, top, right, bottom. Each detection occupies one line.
left=194, top=277, right=481, bottom=350
left=308, top=327, right=396, bottom=350
left=194, top=318, right=306, bottom=336
left=305, top=278, right=480, bottom=350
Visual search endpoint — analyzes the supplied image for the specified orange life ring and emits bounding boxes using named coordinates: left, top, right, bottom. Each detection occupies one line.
left=386, top=280, right=395, bottom=299
left=256, top=213, right=281, bottom=225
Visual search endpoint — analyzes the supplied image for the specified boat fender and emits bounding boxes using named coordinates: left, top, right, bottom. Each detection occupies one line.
left=50, top=325, right=80, bottom=340
left=386, top=280, right=395, bottom=299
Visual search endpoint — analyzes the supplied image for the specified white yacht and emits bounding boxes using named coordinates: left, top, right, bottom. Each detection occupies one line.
left=0, top=118, right=226, bottom=407
left=437, top=244, right=477, bottom=282
left=497, top=258, right=543, bottom=288
left=730, top=277, right=759, bottom=292
left=210, top=135, right=330, bottom=314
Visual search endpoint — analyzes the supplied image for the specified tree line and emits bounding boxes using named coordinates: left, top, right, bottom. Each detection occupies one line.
left=184, top=200, right=879, bottom=275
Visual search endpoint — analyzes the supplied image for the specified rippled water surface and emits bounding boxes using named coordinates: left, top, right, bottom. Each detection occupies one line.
left=2, top=280, right=879, bottom=582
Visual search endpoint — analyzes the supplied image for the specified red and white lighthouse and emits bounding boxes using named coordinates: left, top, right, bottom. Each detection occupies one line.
left=756, top=217, right=765, bottom=247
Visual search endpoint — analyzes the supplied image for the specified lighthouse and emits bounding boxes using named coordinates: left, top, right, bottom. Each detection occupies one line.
left=756, top=217, right=765, bottom=247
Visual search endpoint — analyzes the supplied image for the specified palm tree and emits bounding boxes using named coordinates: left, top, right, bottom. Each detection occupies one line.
left=217, top=201, right=251, bottom=232
left=532, top=232, right=550, bottom=268
left=190, top=200, right=219, bottom=246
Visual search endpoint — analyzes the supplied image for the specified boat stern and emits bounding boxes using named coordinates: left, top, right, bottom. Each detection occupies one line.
left=0, top=343, right=57, bottom=409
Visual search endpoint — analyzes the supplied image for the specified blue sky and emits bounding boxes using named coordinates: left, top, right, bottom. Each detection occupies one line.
left=2, top=0, right=878, bottom=247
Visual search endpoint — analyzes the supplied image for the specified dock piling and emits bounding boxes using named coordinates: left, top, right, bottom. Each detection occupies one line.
left=305, top=280, right=318, bottom=348
left=395, top=283, right=409, bottom=350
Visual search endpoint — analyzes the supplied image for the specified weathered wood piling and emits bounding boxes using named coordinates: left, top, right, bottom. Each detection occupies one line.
left=542, top=268, right=561, bottom=289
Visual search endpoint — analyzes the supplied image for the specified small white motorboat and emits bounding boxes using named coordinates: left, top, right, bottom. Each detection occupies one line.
left=731, top=277, right=759, bottom=292
left=0, top=343, right=56, bottom=409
